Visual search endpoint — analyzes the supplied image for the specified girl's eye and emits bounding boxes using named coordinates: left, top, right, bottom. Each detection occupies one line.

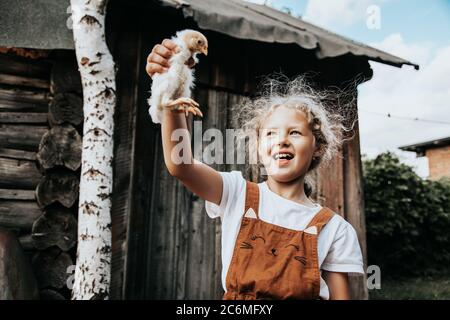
left=290, top=130, right=302, bottom=135
left=266, top=131, right=275, bottom=136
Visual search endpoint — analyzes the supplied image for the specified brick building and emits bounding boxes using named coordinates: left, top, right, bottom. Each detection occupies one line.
left=400, top=137, right=450, bottom=180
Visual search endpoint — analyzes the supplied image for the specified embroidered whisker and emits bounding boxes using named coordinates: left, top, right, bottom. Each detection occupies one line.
left=294, top=256, right=307, bottom=265
left=240, top=242, right=253, bottom=249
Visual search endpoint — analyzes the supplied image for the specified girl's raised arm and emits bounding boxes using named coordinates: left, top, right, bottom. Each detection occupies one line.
left=147, top=40, right=223, bottom=206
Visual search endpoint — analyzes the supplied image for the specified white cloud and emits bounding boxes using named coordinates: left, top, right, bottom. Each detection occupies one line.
left=358, top=33, right=450, bottom=178
left=303, top=0, right=383, bottom=29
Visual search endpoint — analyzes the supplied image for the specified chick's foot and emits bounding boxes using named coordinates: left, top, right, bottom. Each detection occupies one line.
left=164, top=97, right=203, bottom=118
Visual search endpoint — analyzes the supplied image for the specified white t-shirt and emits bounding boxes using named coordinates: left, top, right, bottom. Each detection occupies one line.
left=205, top=171, right=365, bottom=300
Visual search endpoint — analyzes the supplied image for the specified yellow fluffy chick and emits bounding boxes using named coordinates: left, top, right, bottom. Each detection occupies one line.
left=148, top=29, right=208, bottom=124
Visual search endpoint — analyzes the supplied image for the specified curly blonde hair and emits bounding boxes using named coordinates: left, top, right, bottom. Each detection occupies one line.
left=232, top=75, right=354, bottom=191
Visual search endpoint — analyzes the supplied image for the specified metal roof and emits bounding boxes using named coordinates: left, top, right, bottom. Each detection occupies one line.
left=0, top=0, right=419, bottom=70
left=0, top=0, right=73, bottom=50
left=161, top=0, right=419, bottom=69
left=399, top=136, right=450, bottom=156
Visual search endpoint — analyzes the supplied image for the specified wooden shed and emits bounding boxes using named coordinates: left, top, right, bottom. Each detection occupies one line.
left=0, top=0, right=417, bottom=300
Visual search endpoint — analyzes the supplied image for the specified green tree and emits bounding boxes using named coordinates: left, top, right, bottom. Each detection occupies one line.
left=363, top=152, right=450, bottom=277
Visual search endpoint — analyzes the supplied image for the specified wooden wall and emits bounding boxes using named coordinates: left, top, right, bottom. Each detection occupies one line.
left=0, top=50, right=82, bottom=299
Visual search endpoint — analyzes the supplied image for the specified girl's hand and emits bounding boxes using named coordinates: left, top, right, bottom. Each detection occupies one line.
left=145, top=39, right=178, bottom=78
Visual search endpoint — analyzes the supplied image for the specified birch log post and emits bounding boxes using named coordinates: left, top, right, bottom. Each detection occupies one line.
left=70, top=0, right=116, bottom=300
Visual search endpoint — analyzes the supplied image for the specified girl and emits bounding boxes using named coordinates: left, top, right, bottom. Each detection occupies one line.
left=146, top=39, right=364, bottom=300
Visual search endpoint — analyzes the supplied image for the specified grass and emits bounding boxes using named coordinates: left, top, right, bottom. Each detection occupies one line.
left=369, top=275, right=450, bottom=300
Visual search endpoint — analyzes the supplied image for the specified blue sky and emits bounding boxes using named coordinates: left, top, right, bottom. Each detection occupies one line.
left=246, top=0, right=450, bottom=178
left=265, top=0, right=450, bottom=47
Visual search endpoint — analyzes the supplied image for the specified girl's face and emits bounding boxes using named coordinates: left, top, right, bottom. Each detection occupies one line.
left=258, top=106, right=317, bottom=183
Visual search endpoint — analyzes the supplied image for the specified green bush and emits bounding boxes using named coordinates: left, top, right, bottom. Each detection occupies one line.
left=363, top=152, right=450, bottom=277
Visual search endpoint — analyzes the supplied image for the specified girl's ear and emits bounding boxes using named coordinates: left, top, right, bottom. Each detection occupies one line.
left=312, top=147, right=322, bottom=160
left=313, top=144, right=320, bottom=156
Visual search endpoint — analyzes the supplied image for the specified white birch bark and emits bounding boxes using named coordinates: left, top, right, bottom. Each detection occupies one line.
left=70, top=0, right=115, bottom=300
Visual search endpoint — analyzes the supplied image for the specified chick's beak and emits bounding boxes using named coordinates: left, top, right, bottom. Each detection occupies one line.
left=201, top=47, right=208, bottom=56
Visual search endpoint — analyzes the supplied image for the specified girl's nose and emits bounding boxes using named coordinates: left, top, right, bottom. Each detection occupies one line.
left=276, top=132, right=290, bottom=146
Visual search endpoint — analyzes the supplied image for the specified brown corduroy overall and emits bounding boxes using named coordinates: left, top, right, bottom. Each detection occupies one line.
left=223, top=181, right=335, bottom=300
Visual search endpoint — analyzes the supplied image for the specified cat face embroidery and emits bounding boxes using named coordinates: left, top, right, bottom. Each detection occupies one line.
left=240, top=234, right=307, bottom=265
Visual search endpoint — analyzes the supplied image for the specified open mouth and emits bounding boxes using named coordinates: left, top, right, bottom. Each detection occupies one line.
left=273, top=152, right=294, bottom=161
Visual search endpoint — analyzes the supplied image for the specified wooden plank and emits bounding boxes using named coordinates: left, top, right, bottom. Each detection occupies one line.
left=0, top=148, right=36, bottom=161
left=0, top=74, right=49, bottom=89
left=0, top=156, right=42, bottom=189
left=343, top=99, right=368, bottom=300
left=213, top=91, right=248, bottom=298
left=0, top=53, right=51, bottom=79
left=0, top=98, right=48, bottom=112
left=0, top=200, right=42, bottom=230
left=0, top=227, right=39, bottom=299
left=0, top=88, right=50, bottom=105
left=147, top=166, right=177, bottom=299
left=18, top=233, right=36, bottom=250
left=0, top=125, right=47, bottom=151
left=108, top=6, right=143, bottom=300
left=0, top=112, right=48, bottom=124
left=316, top=152, right=345, bottom=215
left=183, top=89, right=229, bottom=299
left=0, top=189, right=35, bottom=200
left=174, top=181, right=190, bottom=299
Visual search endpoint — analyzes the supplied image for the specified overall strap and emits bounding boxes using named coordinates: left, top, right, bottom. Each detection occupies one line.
left=244, top=181, right=260, bottom=219
left=305, top=207, right=335, bottom=235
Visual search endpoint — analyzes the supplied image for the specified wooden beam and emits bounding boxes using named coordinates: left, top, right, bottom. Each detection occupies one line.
left=316, top=153, right=345, bottom=214
left=0, top=200, right=42, bottom=230
left=343, top=101, right=369, bottom=300
left=36, top=125, right=81, bottom=171
left=0, top=156, right=42, bottom=189
left=0, top=74, right=49, bottom=90
left=0, top=98, right=48, bottom=112
left=35, top=170, right=79, bottom=208
left=31, top=207, right=77, bottom=251
left=0, top=148, right=36, bottom=161
left=0, top=189, right=35, bottom=200
left=0, top=124, right=47, bottom=151
left=0, top=112, right=48, bottom=124
left=48, top=93, right=83, bottom=127
left=0, top=88, right=50, bottom=105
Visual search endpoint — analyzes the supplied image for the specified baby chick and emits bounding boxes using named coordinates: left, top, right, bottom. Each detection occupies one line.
left=148, top=29, right=208, bottom=123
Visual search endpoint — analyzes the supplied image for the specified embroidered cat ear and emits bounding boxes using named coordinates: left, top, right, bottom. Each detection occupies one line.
left=303, top=226, right=317, bottom=235
left=244, top=208, right=257, bottom=219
